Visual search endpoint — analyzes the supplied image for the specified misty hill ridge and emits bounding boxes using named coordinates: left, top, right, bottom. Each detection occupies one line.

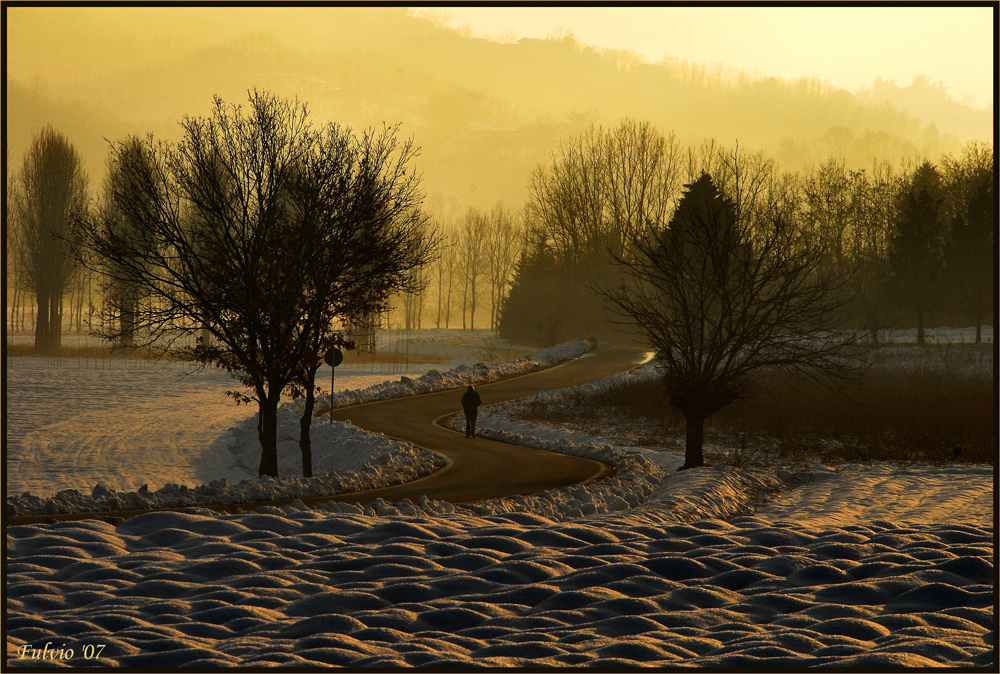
left=6, top=8, right=991, bottom=216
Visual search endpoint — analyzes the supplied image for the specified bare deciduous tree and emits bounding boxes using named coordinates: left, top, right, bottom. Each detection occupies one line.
left=849, top=162, right=901, bottom=345
left=482, top=201, right=523, bottom=331
left=604, top=173, right=863, bottom=470
left=528, top=118, right=680, bottom=268
left=73, top=91, right=435, bottom=478
left=432, top=232, right=458, bottom=329
left=801, top=158, right=901, bottom=344
left=285, top=128, right=437, bottom=477
left=96, top=136, right=159, bottom=347
left=6, top=148, right=19, bottom=334
left=458, top=208, right=487, bottom=331
left=527, top=125, right=606, bottom=267
left=509, top=119, right=681, bottom=343
left=400, top=217, right=436, bottom=332
left=13, top=126, right=89, bottom=351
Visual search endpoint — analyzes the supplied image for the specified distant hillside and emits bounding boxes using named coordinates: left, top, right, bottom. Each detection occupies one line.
left=6, top=7, right=992, bottom=220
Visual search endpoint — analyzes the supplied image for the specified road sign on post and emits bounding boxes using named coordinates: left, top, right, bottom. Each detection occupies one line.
left=324, top=348, right=344, bottom=424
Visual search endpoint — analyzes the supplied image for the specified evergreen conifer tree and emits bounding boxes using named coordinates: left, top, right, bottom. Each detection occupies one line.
left=886, top=162, right=947, bottom=344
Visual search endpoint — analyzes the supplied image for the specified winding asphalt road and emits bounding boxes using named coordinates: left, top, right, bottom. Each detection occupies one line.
left=321, top=346, right=650, bottom=505
left=5, top=347, right=649, bottom=525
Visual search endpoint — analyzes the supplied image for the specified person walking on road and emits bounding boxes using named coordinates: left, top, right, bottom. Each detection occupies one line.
left=461, top=384, right=482, bottom=438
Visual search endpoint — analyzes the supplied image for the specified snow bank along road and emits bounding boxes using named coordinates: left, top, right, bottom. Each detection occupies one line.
left=324, top=346, right=650, bottom=504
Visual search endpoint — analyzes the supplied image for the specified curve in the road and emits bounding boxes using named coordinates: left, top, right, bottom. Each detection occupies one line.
left=4, top=347, right=649, bottom=526
left=320, top=345, right=650, bottom=506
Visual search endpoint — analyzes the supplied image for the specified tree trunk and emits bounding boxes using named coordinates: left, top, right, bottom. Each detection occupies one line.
left=10, top=283, right=21, bottom=334
left=34, top=291, right=49, bottom=351
left=445, top=273, right=453, bottom=328
left=461, top=281, right=468, bottom=330
left=469, top=277, right=477, bottom=331
left=29, top=294, right=36, bottom=338
left=75, top=283, right=84, bottom=332
left=916, top=306, right=925, bottom=345
left=975, top=316, right=982, bottom=344
left=298, top=367, right=316, bottom=478
left=679, top=412, right=706, bottom=471
left=121, top=300, right=136, bottom=347
left=257, top=393, right=280, bottom=478
left=435, top=282, right=442, bottom=329
left=49, top=292, right=62, bottom=349
left=87, top=272, right=94, bottom=334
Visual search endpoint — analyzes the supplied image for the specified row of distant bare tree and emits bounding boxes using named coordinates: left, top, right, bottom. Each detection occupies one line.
left=4, top=130, right=521, bottom=348
left=8, top=119, right=990, bottom=354
left=497, top=120, right=994, bottom=347
left=492, top=119, right=991, bottom=468
left=399, top=203, right=524, bottom=334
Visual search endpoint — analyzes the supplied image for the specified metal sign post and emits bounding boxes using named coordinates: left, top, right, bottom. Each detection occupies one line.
left=324, top=347, right=344, bottom=424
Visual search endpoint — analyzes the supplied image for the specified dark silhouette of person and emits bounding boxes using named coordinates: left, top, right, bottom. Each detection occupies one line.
left=461, top=384, right=482, bottom=438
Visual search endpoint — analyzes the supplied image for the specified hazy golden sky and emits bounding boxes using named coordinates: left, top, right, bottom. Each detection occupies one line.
left=416, top=6, right=995, bottom=109
left=6, top=5, right=993, bottom=109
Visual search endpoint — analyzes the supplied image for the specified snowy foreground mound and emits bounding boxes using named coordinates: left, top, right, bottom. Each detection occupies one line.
left=6, top=511, right=992, bottom=668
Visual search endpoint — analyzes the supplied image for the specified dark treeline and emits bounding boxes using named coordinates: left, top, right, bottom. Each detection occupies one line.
left=498, top=120, right=994, bottom=347
left=6, top=118, right=994, bottom=355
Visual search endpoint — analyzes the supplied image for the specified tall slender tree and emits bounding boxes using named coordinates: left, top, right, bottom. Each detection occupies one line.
left=97, top=136, right=160, bottom=347
left=848, top=162, right=900, bottom=345
left=458, top=208, right=487, bottom=331
left=940, top=142, right=994, bottom=343
left=13, top=126, right=88, bottom=351
left=482, top=202, right=523, bottom=331
left=432, top=234, right=458, bottom=329
left=6, top=149, right=19, bottom=334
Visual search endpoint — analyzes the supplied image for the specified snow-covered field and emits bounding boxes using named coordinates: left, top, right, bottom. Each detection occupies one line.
left=5, top=328, right=995, bottom=667
left=6, top=338, right=594, bottom=516
left=4, top=329, right=562, bottom=498
left=5, top=357, right=446, bottom=498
